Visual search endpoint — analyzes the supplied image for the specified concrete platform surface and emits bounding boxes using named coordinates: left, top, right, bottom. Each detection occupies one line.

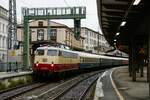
left=94, top=69, right=120, bottom=100
left=113, top=66, right=149, bottom=100
left=0, top=71, right=32, bottom=80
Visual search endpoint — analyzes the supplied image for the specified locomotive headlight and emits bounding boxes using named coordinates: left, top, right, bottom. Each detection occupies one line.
left=36, top=61, right=39, bottom=66
left=36, top=63, right=39, bottom=66
left=51, top=61, right=54, bottom=67
left=51, top=64, right=54, bottom=67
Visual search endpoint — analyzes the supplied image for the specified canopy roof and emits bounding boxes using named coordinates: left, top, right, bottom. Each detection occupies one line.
left=97, top=0, right=150, bottom=52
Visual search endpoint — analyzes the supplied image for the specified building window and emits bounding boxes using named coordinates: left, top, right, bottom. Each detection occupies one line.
left=38, top=21, right=43, bottom=27
left=0, top=36, right=1, bottom=48
left=85, top=39, right=88, bottom=44
left=86, top=46, right=88, bottom=49
left=94, top=34, right=96, bottom=38
left=50, top=29, right=57, bottom=36
left=37, top=29, right=44, bottom=41
left=85, top=29, right=88, bottom=36
left=2, top=37, right=4, bottom=48
left=3, top=24, right=5, bottom=32
left=5, top=40, right=7, bottom=49
left=94, top=40, right=96, bottom=45
left=0, top=22, right=1, bottom=32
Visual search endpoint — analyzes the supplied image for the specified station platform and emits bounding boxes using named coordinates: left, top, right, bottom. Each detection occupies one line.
left=94, top=66, right=149, bottom=100
left=113, top=66, right=149, bottom=100
left=0, top=71, right=32, bottom=80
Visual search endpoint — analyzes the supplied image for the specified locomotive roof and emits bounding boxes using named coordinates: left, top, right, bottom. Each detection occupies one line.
left=36, top=46, right=128, bottom=60
left=37, top=46, right=78, bottom=54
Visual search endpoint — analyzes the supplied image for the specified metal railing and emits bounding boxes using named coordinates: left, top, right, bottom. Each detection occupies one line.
left=0, top=62, right=24, bottom=72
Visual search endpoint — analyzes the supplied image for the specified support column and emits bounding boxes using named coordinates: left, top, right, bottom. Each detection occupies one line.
left=148, top=32, right=150, bottom=96
left=23, top=16, right=30, bottom=70
left=131, top=39, right=136, bottom=81
left=47, top=19, right=51, bottom=41
left=139, top=45, right=144, bottom=77
left=147, top=46, right=149, bottom=82
left=147, top=60, right=149, bottom=82
left=129, top=45, right=132, bottom=77
left=74, top=19, right=81, bottom=40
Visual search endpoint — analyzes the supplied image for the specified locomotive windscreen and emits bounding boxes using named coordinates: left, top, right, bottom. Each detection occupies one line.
left=36, top=49, right=44, bottom=55
left=47, top=50, right=58, bottom=56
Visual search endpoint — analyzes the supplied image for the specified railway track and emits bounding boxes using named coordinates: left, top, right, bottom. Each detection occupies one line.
left=55, top=71, right=101, bottom=100
left=0, top=82, right=47, bottom=100
left=1, top=70, right=104, bottom=100
left=23, top=70, right=104, bottom=100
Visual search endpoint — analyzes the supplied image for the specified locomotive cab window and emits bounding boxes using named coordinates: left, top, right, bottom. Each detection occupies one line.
left=36, top=49, right=44, bottom=55
left=47, top=50, right=58, bottom=56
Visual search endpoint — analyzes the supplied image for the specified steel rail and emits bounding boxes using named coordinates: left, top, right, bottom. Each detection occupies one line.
left=52, top=70, right=104, bottom=100
left=0, top=82, right=47, bottom=100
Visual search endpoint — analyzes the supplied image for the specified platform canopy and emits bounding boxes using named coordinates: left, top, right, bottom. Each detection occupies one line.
left=97, top=0, right=150, bottom=52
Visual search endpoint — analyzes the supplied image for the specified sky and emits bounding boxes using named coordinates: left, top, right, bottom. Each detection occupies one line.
left=0, top=0, right=102, bottom=33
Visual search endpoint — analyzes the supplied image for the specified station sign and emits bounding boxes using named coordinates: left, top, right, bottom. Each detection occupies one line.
left=8, top=50, right=21, bottom=62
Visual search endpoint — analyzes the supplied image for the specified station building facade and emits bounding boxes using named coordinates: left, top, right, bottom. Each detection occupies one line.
left=17, top=20, right=112, bottom=55
left=17, top=20, right=84, bottom=54
left=81, top=27, right=112, bottom=54
left=0, top=5, right=8, bottom=62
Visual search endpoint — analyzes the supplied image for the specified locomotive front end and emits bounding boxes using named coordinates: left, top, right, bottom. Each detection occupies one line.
left=33, top=47, right=58, bottom=74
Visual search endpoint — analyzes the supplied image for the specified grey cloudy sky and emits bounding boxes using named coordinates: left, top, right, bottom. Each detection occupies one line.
left=0, top=0, right=101, bottom=32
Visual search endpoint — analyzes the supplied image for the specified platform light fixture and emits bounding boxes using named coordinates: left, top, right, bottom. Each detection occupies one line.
left=120, top=21, right=126, bottom=26
left=133, top=0, right=141, bottom=5
left=114, top=39, right=117, bottom=42
left=116, top=32, right=120, bottom=36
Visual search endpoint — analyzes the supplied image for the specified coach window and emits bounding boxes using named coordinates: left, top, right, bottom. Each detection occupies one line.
left=95, top=58, right=97, bottom=62
left=73, top=53, right=78, bottom=58
left=85, top=58, right=87, bottom=62
left=97, top=59, right=99, bottom=62
left=91, top=58, right=93, bottom=62
left=83, top=58, right=85, bottom=62
left=36, top=49, right=44, bottom=55
left=81, top=57, right=82, bottom=62
left=47, top=50, right=58, bottom=56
